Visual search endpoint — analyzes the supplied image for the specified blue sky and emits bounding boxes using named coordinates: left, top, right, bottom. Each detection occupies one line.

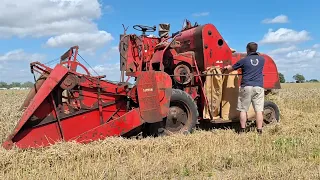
left=0, top=0, right=319, bottom=83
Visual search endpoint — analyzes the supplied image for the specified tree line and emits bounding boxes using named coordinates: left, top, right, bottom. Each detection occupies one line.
left=0, top=73, right=317, bottom=89
left=278, top=73, right=319, bottom=83
left=0, top=80, right=132, bottom=89
left=0, top=81, right=34, bottom=89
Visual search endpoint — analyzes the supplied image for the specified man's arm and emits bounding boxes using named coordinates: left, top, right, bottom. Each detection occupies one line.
left=224, top=59, right=244, bottom=72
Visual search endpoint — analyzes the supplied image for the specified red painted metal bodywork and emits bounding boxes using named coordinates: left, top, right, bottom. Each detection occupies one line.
left=2, top=20, right=281, bottom=150
left=2, top=48, right=172, bottom=149
left=121, top=23, right=280, bottom=90
left=2, top=64, right=69, bottom=149
left=174, top=24, right=233, bottom=71
left=119, top=20, right=281, bottom=122
left=136, top=71, right=172, bottom=122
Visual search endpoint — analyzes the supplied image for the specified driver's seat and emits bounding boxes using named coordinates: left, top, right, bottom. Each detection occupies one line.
left=154, top=23, right=170, bottom=50
left=158, top=23, right=170, bottom=38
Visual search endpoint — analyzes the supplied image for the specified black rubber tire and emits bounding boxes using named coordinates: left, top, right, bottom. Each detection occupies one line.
left=162, top=89, right=199, bottom=135
left=263, top=100, right=280, bottom=124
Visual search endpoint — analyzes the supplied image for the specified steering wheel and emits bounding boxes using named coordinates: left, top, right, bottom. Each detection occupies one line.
left=133, top=25, right=156, bottom=35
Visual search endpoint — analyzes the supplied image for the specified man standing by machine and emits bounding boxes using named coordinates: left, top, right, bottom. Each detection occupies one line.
left=224, top=42, right=265, bottom=134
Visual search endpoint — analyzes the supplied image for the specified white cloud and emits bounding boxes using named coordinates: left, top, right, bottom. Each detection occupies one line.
left=262, top=15, right=289, bottom=24
left=111, top=46, right=119, bottom=51
left=0, top=0, right=113, bottom=53
left=313, top=44, right=320, bottom=49
left=89, top=63, right=121, bottom=81
left=0, top=49, right=45, bottom=62
left=89, top=63, right=137, bottom=84
left=0, top=69, right=34, bottom=83
left=0, top=0, right=101, bottom=38
left=260, top=27, right=318, bottom=80
left=89, top=45, right=134, bottom=83
left=268, top=46, right=297, bottom=55
left=101, top=46, right=119, bottom=60
left=104, top=5, right=114, bottom=14
left=45, top=31, right=114, bottom=54
left=267, top=46, right=320, bottom=80
left=192, top=12, right=210, bottom=17
left=0, top=49, right=46, bottom=83
left=0, top=46, right=121, bottom=83
left=260, top=28, right=311, bottom=44
left=270, top=48, right=320, bottom=66
left=285, top=49, right=319, bottom=60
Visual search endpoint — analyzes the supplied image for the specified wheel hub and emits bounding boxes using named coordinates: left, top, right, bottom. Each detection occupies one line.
left=166, top=106, right=188, bottom=132
left=173, top=64, right=192, bottom=85
left=264, top=107, right=276, bottom=124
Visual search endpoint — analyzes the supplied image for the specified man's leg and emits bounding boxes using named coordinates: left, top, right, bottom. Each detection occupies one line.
left=252, top=87, right=265, bottom=133
left=239, top=111, right=247, bottom=129
left=237, top=86, right=252, bottom=132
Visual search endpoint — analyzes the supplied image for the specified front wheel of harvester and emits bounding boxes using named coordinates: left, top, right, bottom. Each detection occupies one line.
left=263, top=100, right=280, bottom=126
left=161, top=89, right=198, bottom=135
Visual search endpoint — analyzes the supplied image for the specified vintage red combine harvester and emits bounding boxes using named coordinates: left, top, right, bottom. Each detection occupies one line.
left=2, top=19, right=281, bottom=150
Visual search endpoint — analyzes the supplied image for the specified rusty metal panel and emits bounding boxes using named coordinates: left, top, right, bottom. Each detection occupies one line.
left=136, top=71, right=172, bottom=123
left=136, top=71, right=161, bottom=123
left=155, top=71, right=172, bottom=117
left=119, top=34, right=128, bottom=71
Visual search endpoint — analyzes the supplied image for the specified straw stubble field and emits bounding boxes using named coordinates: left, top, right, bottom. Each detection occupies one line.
left=0, top=83, right=320, bottom=180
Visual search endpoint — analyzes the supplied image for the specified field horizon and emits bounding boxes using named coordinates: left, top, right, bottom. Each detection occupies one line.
left=0, top=83, right=320, bottom=179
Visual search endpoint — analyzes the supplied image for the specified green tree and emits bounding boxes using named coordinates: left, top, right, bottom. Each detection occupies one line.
left=309, top=79, right=319, bottom=83
left=0, top=81, right=8, bottom=88
left=9, top=82, right=21, bottom=88
left=293, top=73, right=305, bottom=83
left=279, top=73, right=285, bottom=83
left=22, top=81, right=34, bottom=88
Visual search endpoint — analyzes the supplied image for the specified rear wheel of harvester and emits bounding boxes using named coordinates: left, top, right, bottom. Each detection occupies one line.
left=162, top=89, right=198, bottom=135
left=263, top=100, right=280, bottom=126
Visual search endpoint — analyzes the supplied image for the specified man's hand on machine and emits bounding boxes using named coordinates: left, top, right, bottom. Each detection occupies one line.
left=223, top=65, right=233, bottom=73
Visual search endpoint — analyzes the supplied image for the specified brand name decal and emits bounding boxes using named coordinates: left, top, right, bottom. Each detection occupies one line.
left=143, top=88, right=153, bottom=92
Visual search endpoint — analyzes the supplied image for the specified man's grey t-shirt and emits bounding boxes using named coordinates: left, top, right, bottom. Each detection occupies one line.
left=232, top=52, right=265, bottom=88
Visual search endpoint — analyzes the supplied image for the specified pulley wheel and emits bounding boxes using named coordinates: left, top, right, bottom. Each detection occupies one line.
left=173, top=64, right=192, bottom=85
left=60, top=74, right=79, bottom=90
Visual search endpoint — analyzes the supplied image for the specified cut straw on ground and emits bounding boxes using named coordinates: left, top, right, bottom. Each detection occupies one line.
left=0, top=83, right=320, bottom=179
